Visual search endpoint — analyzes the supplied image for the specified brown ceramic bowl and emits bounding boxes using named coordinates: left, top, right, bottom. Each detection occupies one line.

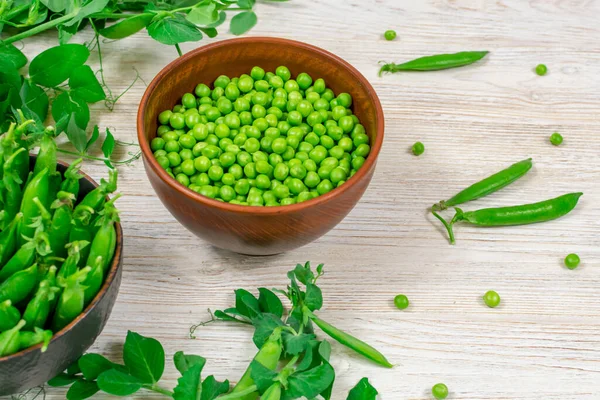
left=0, top=156, right=123, bottom=396
left=137, top=37, right=384, bottom=255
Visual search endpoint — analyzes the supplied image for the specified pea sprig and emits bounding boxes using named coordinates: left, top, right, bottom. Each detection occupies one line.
left=50, top=262, right=383, bottom=399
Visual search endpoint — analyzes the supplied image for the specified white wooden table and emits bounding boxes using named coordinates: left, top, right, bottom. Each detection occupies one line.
left=16, top=1, right=600, bottom=399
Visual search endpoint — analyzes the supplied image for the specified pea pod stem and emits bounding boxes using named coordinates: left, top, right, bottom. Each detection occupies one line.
left=432, top=210, right=456, bottom=245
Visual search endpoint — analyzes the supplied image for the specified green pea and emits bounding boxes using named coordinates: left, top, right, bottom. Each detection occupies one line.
left=393, top=294, right=409, bottom=310
left=412, top=141, right=425, bottom=156
left=237, top=152, right=252, bottom=167
left=296, top=100, right=313, bottom=118
left=564, top=253, right=580, bottom=270
left=151, top=137, right=165, bottom=152
left=304, top=171, right=320, bottom=188
left=251, top=66, right=265, bottom=81
left=273, top=163, right=289, bottom=181
left=229, top=164, right=243, bottom=180
left=329, top=146, right=345, bottom=160
left=254, top=117, right=269, bottom=132
left=225, top=83, right=240, bottom=101
left=214, top=75, right=230, bottom=89
left=483, top=290, right=500, bottom=308
left=352, top=156, right=366, bottom=170
left=384, top=29, right=397, bottom=41
left=255, top=80, right=270, bottom=93
left=276, top=66, right=292, bottom=82
left=550, top=132, right=563, bottom=146
left=195, top=83, right=211, bottom=98
left=330, top=167, right=347, bottom=184
left=235, top=179, right=250, bottom=195
left=297, top=192, right=313, bottom=202
left=535, top=64, right=547, bottom=76
left=432, top=384, right=448, bottom=400
left=273, top=184, right=290, bottom=200
left=199, top=96, right=212, bottom=105
left=219, top=185, right=236, bottom=202
left=337, top=93, right=352, bottom=108
left=176, top=173, right=190, bottom=187
left=181, top=93, right=196, bottom=109
left=354, top=143, right=371, bottom=158
left=244, top=162, right=257, bottom=179
left=269, top=153, right=283, bottom=166
left=159, top=110, right=173, bottom=125
left=179, top=159, right=195, bottom=176
left=156, top=156, right=169, bottom=169
left=269, top=75, right=284, bottom=89
left=154, top=149, right=167, bottom=158
left=327, top=126, right=343, bottom=141
left=256, top=174, right=271, bottom=189
left=238, top=76, right=254, bottom=93
left=306, top=91, right=320, bottom=104
left=320, top=135, right=334, bottom=149
left=338, top=116, right=355, bottom=133
left=287, top=178, right=306, bottom=195
left=313, top=78, right=326, bottom=94
left=290, top=164, right=307, bottom=180
left=167, top=152, right=182, bottom=167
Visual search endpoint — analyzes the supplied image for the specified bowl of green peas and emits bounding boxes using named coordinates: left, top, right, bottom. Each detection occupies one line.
left=137, top=37, right=384, bottom=255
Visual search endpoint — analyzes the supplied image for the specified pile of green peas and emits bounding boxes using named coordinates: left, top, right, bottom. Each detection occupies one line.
left=150, top=66, right=371, bottom=206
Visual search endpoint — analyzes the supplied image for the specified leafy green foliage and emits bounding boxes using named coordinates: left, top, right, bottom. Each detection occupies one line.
left=347, top=378, right=379, bottom=400
left=29, top=44, right=90, bottom=88
left=148, top=15, right=204, bottom=45
left=230, top=11, right=257, bottom=35
left=66, top=379, right=99, bottom=400
left=123, top=330, right=165, bottom=384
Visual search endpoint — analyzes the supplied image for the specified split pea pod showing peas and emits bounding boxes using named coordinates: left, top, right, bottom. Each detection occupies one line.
left=433, top=158, right=533, bottom=211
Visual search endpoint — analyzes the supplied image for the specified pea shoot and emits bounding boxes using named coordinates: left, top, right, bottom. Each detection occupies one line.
left=384, top=30, right=397, bottom=41
left=550, top=132, right=563, bottom=146
left=432, top=383, right=449, bottom=399
left=535, top=64, right=548, bottom=76
left=564, top=253, right=580, bottom=270
left=412, top=141, right=425, bottom=156
left=483, top=290, right=501, bottom=308
left=394, top=294, right=410, bottom=310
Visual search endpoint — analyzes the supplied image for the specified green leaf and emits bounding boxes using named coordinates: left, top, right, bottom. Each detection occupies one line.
left=86, top=125, right=100, bottom=152
left=78, top=353, right=115, bottom=381
left=69, top=65, right=106, bottom=103
left=41, top=0, right=69, bottom=12
left=29, top=44, right=90, bottom=87
left=123, top=331, right=165, bottom=384
left=58, top=23, right=79, bottom=45
left=214, top=309, right=245, bottom=322
left=199, top=27, right=218, bottom=38
left=230, top=11, right=257, bottom=35
left=283, top=363, right=335, bottom=400
left=186, top=3, right=219, bottom=25
left=347, top=378, right=378, bottom=400
left=258, top=288, right=284, bottom=318
left=52, top=92, right=90, bottom=130
left=0, top=58, right=22, bottom=90
left=283, top=332, right=315, bottom=355
left=97, top=369, right=143, bottom=396
left=174, top=352, right=207, bottom=375
left=319, top=341, right=333, bottom=400
left=252, top=313, right=284, bottom=349
left=200, top=375, right=229, bottom=400
left=20, top=80, right=49, bottom=122
left=235, top=289, right=260, bottom=319
left=207, top=11, right=226, bottom=28
left=47, top=373, right=79, bottom=387
left=293, top=262, right=315, bottom=285
left=99, top=13, right=154, bottom=39
left=237, top=0, right=255, bottom=9
left=102, top=127, right=115, bottom=159
left=64, top=0, right=111, bottom=27
left=296, top=340, right=320, bottom=372
left=304, top=283, right=323, bottom=311
left=173, top=364, right=202, bottom=400
left=67, top=362, right=82, bottom=376
left=147, top=15, right=203, bottom=45
left=66, top=113, right=88, bottom=154
left=0, top=85, right=22, bottom=120
left=66, top=379, right=100, bottom=400
left=0, top=44, right=27, bottom=69
left=249, top=360, right=277, bottom=393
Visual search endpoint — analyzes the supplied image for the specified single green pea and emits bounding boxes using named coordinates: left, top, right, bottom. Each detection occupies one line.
left=214, top=75, right=231, bottom=89
left=394, top=294, right=409, bottom=310
left=182, top=93, right=196, bottom=109
left=306, top=91, right=320, bottom=104
left=250, top=66, right=265, bottom=81
left=564, top=253, right=580, bottom=270
left=352, top=156, right=366, bottom=170
left=316, top=179, right=333, bottom=195
left=338, top=116, right=355, bottom=133
left=337, top=93, right=352, bottom=108
left=169, top=113, right=186, bottom=130
left=432, top=383, right=448, bottom=400
left=181, top=159, right=196, bottom=176
left=265, top=127, right=281, bottom=139
left=235, top=179, right=250, bottom=195
left=304, top=171, right=321, bottom=188
left=167, top=152, right=182, bottom=167
left=296, top=72, right=313, bottom=90
left=384, top=30, right=397, bottom=41
left=412, top=141, right=425, bottom=156
left=154, top=149, right=167, bottom=158
left=329, top=146, right=345, bottom=160
left=195, top=83, right=211, bottom=98
left=238, top=76, right=254, bottom=93
left=229, top=164, right=244, bottom=180
left=320, top=135, right=334, bottom=149
left=535, top=64, right=548, bottom=76
left=220, top=185, right=236, bottom=202
left=219, top=152, right=236, bottom=168
left=483, top=290, right=500, bottom=308
left=176, top=173, right=190, bottom=187
left=151, top=137, right=165, bottom=152
left=550, top=132, right=563, bottom=146
left=244, top=162, right=257, bottom=179
left=330, top=167, right=347, bottom=184
left=159, top=110, right=173, bottom=125
left=225, top=83, right=240, bottom=101
left=194, top=156, right=211, bottom=173
left=354, top=143, right=371, bottom=158
left=269, top=75, right=284, bottom=89
left=156, top=156, right=170, bottom=169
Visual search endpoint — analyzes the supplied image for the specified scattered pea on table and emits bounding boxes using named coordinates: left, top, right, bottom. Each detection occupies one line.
left=384, top=30, right=397, bottom=41
left=483, top=290, right=501, bottom=308
left=393, top=294, right=409, bottom=310
left=432, top=383, right=449, bottom=399
left=412, top=141, right=425, bottom=156
left=564, top=253, right=580, bottom=270
left=535, top=64, right=548, bottom=76
left=550, top=132, right=563, bottom=146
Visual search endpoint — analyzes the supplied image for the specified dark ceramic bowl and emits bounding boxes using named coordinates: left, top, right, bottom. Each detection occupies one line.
left=137, top=37, right=384, bottom=255
left=0, top=157, right=123, bottom=396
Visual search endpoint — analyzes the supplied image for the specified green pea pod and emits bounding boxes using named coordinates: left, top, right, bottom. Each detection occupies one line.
left=0, top=148, right=27, bottom=229
left=432, top=158, right=533, bottom=211
left=86, top=194, right=121, bottom=272
left=1, top=121, right=31, bottom=187
left=18, top=167, right=50, bottom=247
left=0, top=299, right=21, bottom=331
left=379, top=51, right=489, bottom=75
left=0, top=242, right=36, bottom=282
left=69, top=218, right=94, bottom=267
left=49, top=192, right=75, bottom=259
left=0, top=319, right=26, bottom=356
left=76, top=169, right=118, bottom=213
left=48, top=172, right=63, bottom=209
left=23, top=268, right=60, bottom=330
left=0, top=212, right=22, bottom=265
left=33, top=127, right=57, bottom=176
left=231, top=329, right=283, bottom=399
left=59, top=158, right=83, bottom=199
left=83, top=256, right=104, bottom=306
left=261, top=383, right=281, bottom=400
left=57, top=241, right=89, bottom=280
left=52, top=266, right=91, bottom=332
left=307, top=309, right=393, bottom=368
left=0, top=263, right=39, bottom=304
left=19, top=327, right=53, bottom=352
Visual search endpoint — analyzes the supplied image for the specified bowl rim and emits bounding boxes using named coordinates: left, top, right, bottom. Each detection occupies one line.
left=137, top=36, right=384, bottom=215
left=0, top=159, right=123, bottom=362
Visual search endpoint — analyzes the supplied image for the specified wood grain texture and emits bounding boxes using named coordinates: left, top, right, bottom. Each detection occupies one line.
left=10, top=0, right=600, bottom=398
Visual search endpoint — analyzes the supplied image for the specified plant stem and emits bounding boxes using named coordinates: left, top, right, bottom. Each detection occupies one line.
left=175, top=43, right=183, bottom=57
left=148, top=384, right=174, bottom=397
left=2, top=11, right=77, bottom=44
left=91, top=12, right=136, bottom=19
left=216, top=385, right=258, bottom=400
left=56, top=148, right=138, bottom=165
left=432, top=210, right=455, bottom=245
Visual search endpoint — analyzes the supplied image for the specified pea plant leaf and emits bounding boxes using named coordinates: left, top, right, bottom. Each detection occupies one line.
left=58, top=23, right=80, bottom=45
left=41, top=0, right=69, bottom=12
left=66, top=379, right=100, bottom=400
left=69, top=65, right=106, bottom=103
left=173, top=364, right=202, bottom=400
left=249, top=360, right=278, bottom=393
left=0, top=43, right=27, bottom=69
left=64, top=0, right=111, bottom=27
left=230, top=11, right=257, bottom=35
left=293, top=262, right=315, bottom=285
left=0, top=59, right=22, bottom=90
left=102, top=128, right=115, bottom=168
left=200, top=375, right=229, bottom=400
left=258, top=288, right=284, bottom=318
left=96, top=369, right=143, bottom=396
left=174, top=351, right=206, bottom=375
left=47, top=373, right=79, bottom=387
left=237, top=0, right=255, bottom=9
left=65, top=113, right=88, bottom=154
left=99, top=13, right=154, bottom=39
left=86, top=125, right=100, bottom=152
left=234, top=289, right=260, bottom=319
left=19, top=80, right=49, bottom=122
left=78, top=353, right=116, bottom=380
left=122, top=331, right=165, bottom=384
left=199, top=27, right=218, bottom=38
left=319, top=340, right=334, bottom=400
left=207, top=11, right=227, bottom=28
left=282, top=363, right=335, bottom=400
left=186, top=3, right=219, bottom=25
left=147, top=14, right=203, bottom=45
left=252, top=313, right=284, bottom=348
left=347, top=377, right=378, bottom=400
left=29, top=44, right=90, bottom=87
left=295, top=340, right=321, bottom=372
left=282, top=332, right=316, bottom=355
left=52, top=92, right=90, bottom=131
left=304, top=283, right=323, bottom=311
